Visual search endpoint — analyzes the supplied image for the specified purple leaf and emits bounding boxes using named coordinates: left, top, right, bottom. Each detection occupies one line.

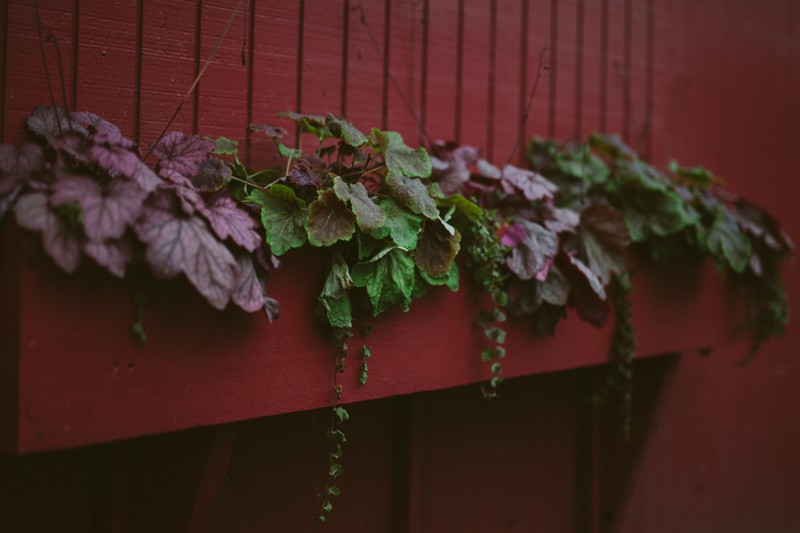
left=0, top=186, right=22, bottom=219
left=135, top=203, right=236, bottom=310
left=500, top=222, right=526, bottom=247
left=84, top=237, right=133, bottom=278
left=14, top=192, right=82, bottom=272
left=506, top=220, right=559, bottom=280
left=263, top=295, right=280, bottom=323
left=290, top=156, right=325, bottom=188
left=152, top=132, right=215, bottom=180
left=27, top=104, right=86, bottom=139
left=563, top=253, right=609, bottom=328
left=51, top=176, right=147, bottom=241
left=231, top=254, right=266, bottom=312
left=544, top=207, right=580, bottom=234
left=477, top=159, right=502, bottom=179
left=131, top=161, right=163, bottom=193
left=91, top=132, right=141, bottom=178
left=1, top=143, right=45, bottom=194
left=501, top=165, right=556, bottom=201
left=71, top=111, right=123, bottom=137
left=199, top=195, right=261, bottom=252
left=248, top=123, right=288, bottom=139
left=192, top=158, right=231, bottom=191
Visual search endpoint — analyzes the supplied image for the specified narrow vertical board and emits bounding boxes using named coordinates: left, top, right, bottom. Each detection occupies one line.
left=300, top=0, right=343, bottom=118
left=604, top=0, right=626, bottom=138
left=386, top=0, right=426, bottom=145
left=195, top=1, right=249, bottom=143
left=138, top=1, right=198, bottom=152
left=492, top=0, right=522, bottom=162
left=2, top=0, right=75, bottom=143
left=581, top=0, right=603, bottom=134
left=627, top=0, right=651, bottom=158
left=423, top=0, right=459, bottom=143
left=524, top=0, right=552, bottom=140
left=73, top=0, right=138, bottom=135
left=343, top=0, right=386, bottom=134
left=1, top=0, right=9, bottom=142
left=248, top=0, right=300, bottom=170
left=407, top=373, right=580, bottom=531
left=552, top=0, right=577, bottom=141
left=459, top=0, right=491, bottom=151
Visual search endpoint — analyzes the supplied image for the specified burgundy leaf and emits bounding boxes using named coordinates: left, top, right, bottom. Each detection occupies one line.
left=152, top=132, right=215, bottom=179
left=192, top=158, right=231, bottom=191
left=506, top=220, right=559, bottom=280
left=27, top=104, right=86, bottom=139
left=135, top=205, right=236, bottom=310
left=562, top=253, right=609, bottom=328
left=500, top=222, right=526, bottom=247
left=231, top=254, right=266, bottom=312
left=72, top=111, right=123, bottom=137
left=263, top=295, right=280, bottom=323
left=578, top=204, right=631, bottom=285
left=544, top=207, right=580, bottom=234
left=501, top=165, right=556, bottom=201
left=131, top=161, right=163, bottom=193
left=290, top=156, right=325, bottom=188
left=14, top=192, right=82, bottom=272
left=0, top=143, right=44, bottom=194
left=199, top=195, right=261, bottom=252
left=51, top=176, right=147, bottom=241
left=84, top=237, right=133, bottom=278
left=248, top=123, right=288, bottom=139
left=413, top=219, right=461, bottom=277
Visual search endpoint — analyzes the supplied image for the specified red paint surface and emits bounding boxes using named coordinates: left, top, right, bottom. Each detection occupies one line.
left=1, top=0, right=799, bottom=530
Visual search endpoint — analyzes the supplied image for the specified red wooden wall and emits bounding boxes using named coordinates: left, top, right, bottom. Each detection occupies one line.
left=1, top=0, right=799, bottom=531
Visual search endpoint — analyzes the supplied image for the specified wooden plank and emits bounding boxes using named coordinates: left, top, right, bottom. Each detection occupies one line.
left=492, top=0, right=523, bottom=162
left=344, top=0, right=386, bottom=134
left=138, top=1, right=198, bottom=152
left=459, top=0, right=491, bottom=151
left=523, top=0, right=552, bottom=141
left=604, top=0, right=626, bottom=138
left=581, top=0, right=603, bottom=135
left=552, top=0, right=578, bottom=141
left=73, top=0, right=138, bottom=136
left=386, top=0, right=426, bottom=145
left=422, top=0, right=458, bottom=143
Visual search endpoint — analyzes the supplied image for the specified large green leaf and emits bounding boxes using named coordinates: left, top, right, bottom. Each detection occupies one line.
left=703, top=207, right=752, bottom=273
left=248, top=185, right=308, bottom=256
left=622, top=188, right=698, bottom=242
left=332, top=176, right=385, bottom=232
left=318, top=252, right=353, bottom=328
left=386, top=172, right=439, bottom=220
left=351, top=247, right=416, bottom=316
left=372, top=129, right=432, bottom=177
left=371, top=198, right=423, bottom=249
left=326, top=114, right=368, bottom=147
left=419, top=261, right=459, bottom=292
left=436, top=193, right=483, bottom=222
left=306, top=189, right=357, bottom=247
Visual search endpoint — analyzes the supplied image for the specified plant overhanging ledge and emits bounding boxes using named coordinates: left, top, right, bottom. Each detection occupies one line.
left=0, top=104, right=792, bottom=519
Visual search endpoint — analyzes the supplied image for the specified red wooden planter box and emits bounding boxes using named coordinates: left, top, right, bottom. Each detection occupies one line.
left=1, top=224, right=737, bottom=455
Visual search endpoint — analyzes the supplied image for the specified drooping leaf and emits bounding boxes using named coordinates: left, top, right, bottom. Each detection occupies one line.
left=90, top=133, right=141, bottom=178
left=386, top=172, right=438, bottom=220
left=506, top=221, right=559, bottom=280
left=539, top=264, right=570, bottom=306
left=72, top=111, right=123, bottom=137
left=278, top=111, right=331, bottom=140
left=263, top=295, right=280, bottom=323
left=436, top=193, right=483, bottom=222
left=199, top=195, right=261, bottom=252
left=668, top=160, right=719, bottom=188
left=373, top=129, right=432, bottom=178
left=563, top=253, right=610, bottom=328
left=290, top=156, right=325, bottom=188
left=248, top=123, right=288, bottom=139
left=27, top=104, right=86, bottom=139
left=371, top=197, right=423, bottom=249
left=419, top=261, right=459, bottom=292
left=306, top=189, right=356, bottom=247
left=622, top=187, right=698, bottom=242
left=51, top=176, right=147, bottom=242
left=84, top=237, right=133, bottom=278
left=579, top=204, right=631, bottom=285
left=248, top=184, right=308, bottom=255
left=326, top=114, right=367, bottom=147
left=333, top=176, right=385, bottom=232
left=703, top=207, right=752, bottom=273
left=231, top=254, right=266, bottom=312
left=413, top=219, right=461, bottom=277
left=192, top=158, right=231, bottom=191
left=15, top=192, right=83, bottom=272
left=152, top=132, right=215, bottom=179
left=135, top=198, right=236, bottom=310
left=351, top=247, right=416, bottom=316
left=318, top=252, right=353, bottom=328
left=131, top=161, right=163, bottom=193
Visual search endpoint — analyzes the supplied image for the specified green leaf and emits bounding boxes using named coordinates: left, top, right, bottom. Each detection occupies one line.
left=372, top=129, right=432, bottom=177
left=371, top=198, right=423, bottom=249
left=330, top=464, right=344, bottom=478
left=278, top=111, right=331, bottom=140
left=322, top=502, right=333, bottom=512
left=481, top=346, right=506, bottom=362
left=326, top=114, right=368, bottom=147
left=277, top=142, right=296, bottom=159
left=436, top=193, right=483, bottom=222
left=212, top=136, right=238, bottom=155
left=351, top=247, right=416, bottom=316
left=622, top=188, right=698, bottom=242
left=333, top=176, right=385, bottom=232
left=318, top=253, right=353, bottom=328
left=247, top=184, right=308, bottom=256
left=668, top=159, right=719, bottom=188
left=703, top=208, right=752, bottom=273
left=335, top=406, right=350, bottom=422
left=419, top=261, right=459, bottom=292
left=306, top=189, right=357, bottom=246
left=327, top=485, right=341, bottom=496
left=413, top=219, right=461, bottom=277
left=386, top=172, right=439, bottom=220
left=579, top=204, right=631, bottom=285
left=588, top=133, right=636, bottom=160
